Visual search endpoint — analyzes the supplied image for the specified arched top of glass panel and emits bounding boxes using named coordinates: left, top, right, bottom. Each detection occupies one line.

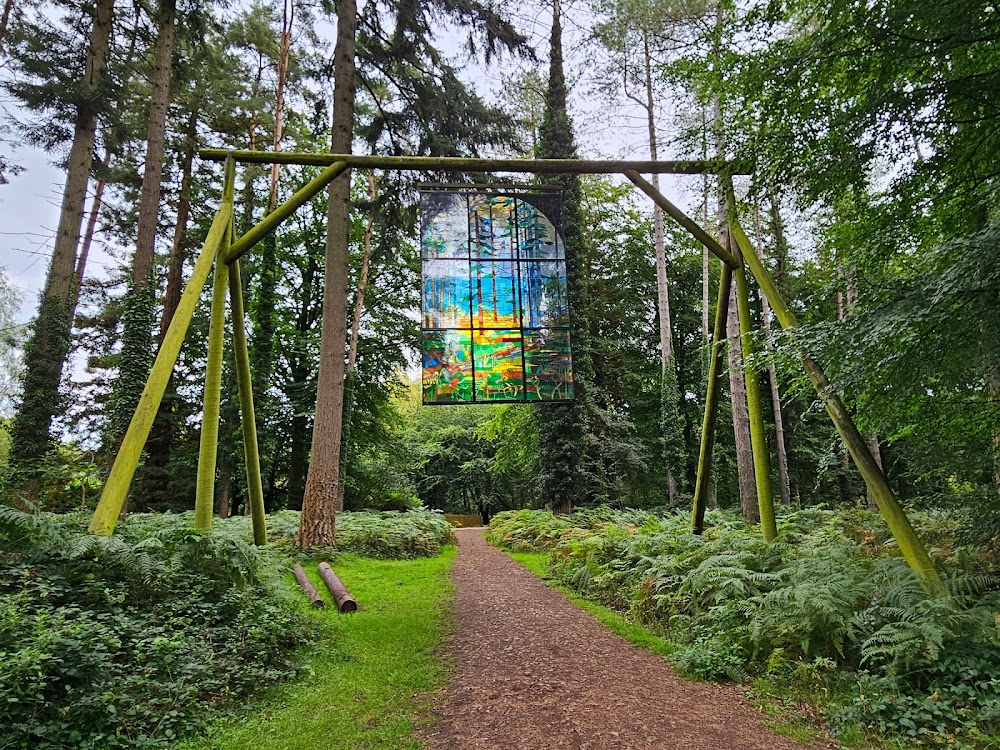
left=420, top=190, right=564, bottom=261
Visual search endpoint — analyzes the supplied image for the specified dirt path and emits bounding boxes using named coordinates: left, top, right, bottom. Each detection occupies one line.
left=417, top=528, right=825, bottom=750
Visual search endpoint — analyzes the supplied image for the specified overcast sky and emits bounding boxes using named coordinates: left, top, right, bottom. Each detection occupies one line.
left=0, top=0, right=697, bottom=327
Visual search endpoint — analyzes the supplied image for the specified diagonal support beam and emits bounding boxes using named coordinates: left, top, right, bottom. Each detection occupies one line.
left=624, top=170, right=739, bottom=269
left=729, top=220, right=942, bottom=586
left=692, top=264, right=734, bottom=534
left=89, top=160, right=236, bottom=536
left=224, top=160, right=350, bottom=264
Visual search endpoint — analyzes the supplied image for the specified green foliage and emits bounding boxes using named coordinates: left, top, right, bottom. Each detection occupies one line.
left=0, top=507, right=311, bottom=749
left=180, top=552, right=456, bottom=750
left=489, top=507, right=1000, bottom=747
left=8, top=293, right=73, bottom=483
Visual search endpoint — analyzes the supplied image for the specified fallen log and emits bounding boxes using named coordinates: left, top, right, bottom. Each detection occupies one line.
left=318, top=562, right=358, bottom=613
left=292, top=564, right=326, bottom=608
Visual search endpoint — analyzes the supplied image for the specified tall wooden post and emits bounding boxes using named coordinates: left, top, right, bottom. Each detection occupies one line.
left=89, top=157, right=235, bottom=536
left=228, top=251, right=267, bottom=546
left=194, top=232, right=230, bottom=529
left=729, top=220, right=942, bottom=586
left=734, top=249, right=777, bottom=541
left=692, top=264, right=733, bottom=533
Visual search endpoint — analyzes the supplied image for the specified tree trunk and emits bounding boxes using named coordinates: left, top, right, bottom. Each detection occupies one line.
left=106, top=0, right=176, bottom=452
left=641, top=31, right=679, bottom=504
left=991, top=365, right=1000, bottom=498
left=701, top=106, right=710, bottom=343
left=159, top=108, right=198, bottom=337
left=844, top=269, right=882, bottom=509
left=725, top=231, right=759, bottom=522
left=0, top=0, right=14, bottom=49
left=72, top=150, right=111, bottom=317
left=137, top=108, right=197, bottom=508
left=753, top=206, right=790, bottom=506
left=133, top=0, right=174, bottom=286
left=9, top=0, right=114, bottom=495
left=250, top=1, right=294, bottom=492
left=298, top=0, right=357, bottom=547
left=711, top=4, right=755, bottom=520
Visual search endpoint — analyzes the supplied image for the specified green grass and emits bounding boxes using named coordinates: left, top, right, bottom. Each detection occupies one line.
left=181, top=548, right=456, bottom=750
left=504, top=550, right=675, bottom=659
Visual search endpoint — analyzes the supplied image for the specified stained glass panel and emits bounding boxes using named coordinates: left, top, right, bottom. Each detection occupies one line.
left=474, top=329, right=523, bottom=401
left=420, top=188, right=574, bottom=404
left=422, top=330, right=473, bottom=403
left=422, top=259, right=471, bottom=329
left=520, top=260, right=569, bottom=328
left=524, top=329, right=574, bottom=401
left=421, top=193, right=468, bottom=259
left=472, top=259, right=520, bottom=328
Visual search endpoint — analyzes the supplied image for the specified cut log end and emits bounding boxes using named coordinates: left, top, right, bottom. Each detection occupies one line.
left=318, top=561, right=358, bottom=613
left=292, top=563, right=326, bottom=608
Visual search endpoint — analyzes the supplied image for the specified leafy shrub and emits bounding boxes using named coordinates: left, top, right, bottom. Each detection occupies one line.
left=488, top=507, right=1000, bottom=748
left=112, top=507, right=455, bottom=559
left=0, top=507, right=311, bottom=749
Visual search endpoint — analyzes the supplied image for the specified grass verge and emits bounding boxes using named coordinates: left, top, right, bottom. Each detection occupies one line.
left=504, top=550, right=675, bottom=659
left=501, top=548, right=826, bottom=746
left=181, top=548, right=456, bottom=750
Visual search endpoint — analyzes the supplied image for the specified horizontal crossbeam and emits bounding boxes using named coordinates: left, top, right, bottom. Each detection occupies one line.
left=199, top=149, right=751, bottom=176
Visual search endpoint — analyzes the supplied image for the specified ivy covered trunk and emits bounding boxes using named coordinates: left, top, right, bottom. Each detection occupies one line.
left=9, top=0, right=114, bottom=499
left=535, top=0, right=593, bottom=516
left=298, top=0, right=356, bottom=546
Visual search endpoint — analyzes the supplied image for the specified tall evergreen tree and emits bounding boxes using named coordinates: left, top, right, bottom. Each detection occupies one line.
left=7, top=0, right=115, bottom=500
left=534, top=0, right=595, bottom=515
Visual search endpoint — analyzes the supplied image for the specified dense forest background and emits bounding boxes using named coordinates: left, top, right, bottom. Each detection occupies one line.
left=0, top=0, right=996, bottom=543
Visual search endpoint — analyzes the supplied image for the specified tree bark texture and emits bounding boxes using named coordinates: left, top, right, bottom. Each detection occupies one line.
left=725, top=236, right=759, bottom=523
left=133, top=0, right=175, bottom=285
left=292, top=564, right=326, bottom=607
left=318, top=562, right=358, bottom=612
left=298, top=0, right=357, bottom=547
left=641, top=32, right=679, bottom=504
left=9, top=0, right=114, bottom=487
left=753, top=206, right=791, bottom=506
left=72, top=150, right=111, bottom=317
left=105, top=0, right=176, bottom=453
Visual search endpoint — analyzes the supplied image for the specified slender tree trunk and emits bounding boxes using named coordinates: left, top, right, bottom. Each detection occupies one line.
left=701, top=107, right=710, bottom=343
left=753, top=206, right=790, bottom=506
left=71, top=150, right=111, bottom=317
left=159, top=109, right=197, bottom=337
left=991, top=365, right=1000, bottom=498
left=137, top=108, right=198, bottom=508
left=640, top=32, right=679, bottom=503
left=347, top=171, right=376, bottom=376
left=9, top=0, right=114, bottom=497
left=725, top=228, right=758, bottom=521
left=711, top=3, right=755, bottom=519
left=843, top=272, right=883, bottom=509
left=0, top=0, right=14, bottom=49
left=106, top=0, right=176, bottom=452
left=299, top=0, right=357, bottom=546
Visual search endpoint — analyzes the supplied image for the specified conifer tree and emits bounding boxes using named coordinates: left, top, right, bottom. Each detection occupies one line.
left=535, top=0, right=594, bottom=514
left=7, top=0, right=115, bottom=500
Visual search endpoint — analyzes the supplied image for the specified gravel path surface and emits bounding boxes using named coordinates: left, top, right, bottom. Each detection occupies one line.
left=416, top=527, right=826, bottom=750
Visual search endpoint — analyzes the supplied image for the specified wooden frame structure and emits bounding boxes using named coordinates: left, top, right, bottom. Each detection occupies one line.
left=86, top=149, right=941, bottom=586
